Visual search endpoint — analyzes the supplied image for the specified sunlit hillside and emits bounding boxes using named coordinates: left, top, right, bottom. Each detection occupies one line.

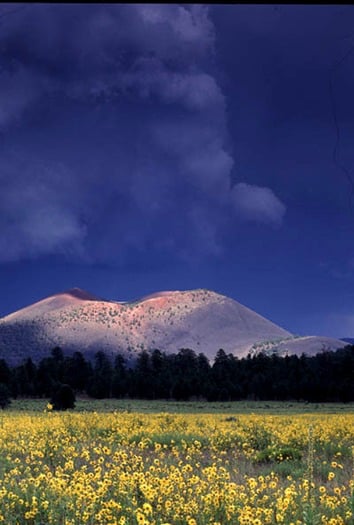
left=0, top=288, right=346, bottom=364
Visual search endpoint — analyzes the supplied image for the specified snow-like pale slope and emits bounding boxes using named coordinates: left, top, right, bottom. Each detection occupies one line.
left=2, top=288, right=102, bottom=322
left=0, top=288, right=347, bottom=364
left=269, top=336, right=347, bottom=356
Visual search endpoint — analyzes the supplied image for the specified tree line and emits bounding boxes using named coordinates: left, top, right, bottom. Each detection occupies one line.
left=0, top=345, right=353, bottom=407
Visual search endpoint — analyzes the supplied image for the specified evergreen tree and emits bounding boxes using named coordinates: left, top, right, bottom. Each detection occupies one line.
left=112, top=354, right=128, bottom=398
left=0, top=383, right=11, bottom=409
left=62, top=351, right=89, bottom=392
left=212, top=349, right=234, bottom=400
left=196, top=352, right=211, bottom=399
left=150, top=349, right=171, bottom=399
left=13, top=357, right=37, bottom=397
left=0, top=343, right=352, bottom=403
left=87, top=351, right=113, bottom=398
left=171, top=348, right=199, bottom=400
left=0, top=359, right=11, bottom=385
left=131, top=350, right=153, bottom=398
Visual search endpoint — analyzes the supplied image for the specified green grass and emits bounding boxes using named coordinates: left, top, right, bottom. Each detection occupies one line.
left=7, top=397, right=354, bottom=414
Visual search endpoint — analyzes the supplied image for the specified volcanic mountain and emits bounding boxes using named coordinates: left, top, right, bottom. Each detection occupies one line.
left=0, top=288, right=347, bottom=364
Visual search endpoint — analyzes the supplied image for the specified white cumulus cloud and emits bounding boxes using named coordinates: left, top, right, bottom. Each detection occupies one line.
left=231, top=182, right=286, bottom=226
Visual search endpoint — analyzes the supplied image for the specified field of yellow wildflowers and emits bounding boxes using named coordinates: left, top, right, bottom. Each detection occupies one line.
left=0, top=404, right=353, bottom=524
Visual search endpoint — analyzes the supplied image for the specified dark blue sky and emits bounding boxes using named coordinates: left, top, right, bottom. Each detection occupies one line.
left=1, top=4, right=354, bottom=338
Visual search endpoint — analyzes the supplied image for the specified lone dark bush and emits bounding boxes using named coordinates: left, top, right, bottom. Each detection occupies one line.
left=50, top=383, right=75, bottom=411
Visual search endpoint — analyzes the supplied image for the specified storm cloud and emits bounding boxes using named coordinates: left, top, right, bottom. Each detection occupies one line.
left=0, top=4, right=285, bottom=263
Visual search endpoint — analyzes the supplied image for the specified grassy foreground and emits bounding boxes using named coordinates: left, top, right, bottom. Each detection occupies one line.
left=0, top=401, right=353, bottom=524
left=8, top=398, right=354, bottom=414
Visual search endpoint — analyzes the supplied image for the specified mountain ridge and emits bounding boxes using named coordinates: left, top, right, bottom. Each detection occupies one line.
left=0, top=287, right=347, bottom=364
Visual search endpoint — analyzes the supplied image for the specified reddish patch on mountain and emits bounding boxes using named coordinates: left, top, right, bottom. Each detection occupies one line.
left=61, top=288, right=102, bottom=301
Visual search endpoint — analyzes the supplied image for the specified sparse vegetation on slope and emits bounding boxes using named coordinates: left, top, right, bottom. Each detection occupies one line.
left=0, top=288, right=346, bottom=365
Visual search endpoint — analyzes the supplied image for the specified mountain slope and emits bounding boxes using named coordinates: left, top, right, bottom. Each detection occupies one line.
left=250, top=335, right=349, bottom=357
left=2, top=288, right=102, bottom=322
left=0, top=288, right=347, bottom=364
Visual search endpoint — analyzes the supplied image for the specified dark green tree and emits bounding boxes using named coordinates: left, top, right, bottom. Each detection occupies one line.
left=87, top=351, right=113, bottom=398
left=131, top=350, right=153, bottom=398
left=171, top=348, right=199, bottom=400
left=0, top=359, right=11, bottom=385
left=195, top=352, right=211, bottom=399
left=36, top=347, right=65, bottom=397
left=13, top=357, right=37, bottom=397
left=0, top=383, right=11, bottom=409
left=150, top=349, right=171, bottom=399
left=62, top=351, right=89, bottom=392
left=211, top=349, right=235, bottom=400
left=112, top=354, right=128, bottom=398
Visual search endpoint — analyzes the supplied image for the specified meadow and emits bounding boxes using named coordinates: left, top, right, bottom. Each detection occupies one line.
left=0, top=400, right=353, bottom=524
